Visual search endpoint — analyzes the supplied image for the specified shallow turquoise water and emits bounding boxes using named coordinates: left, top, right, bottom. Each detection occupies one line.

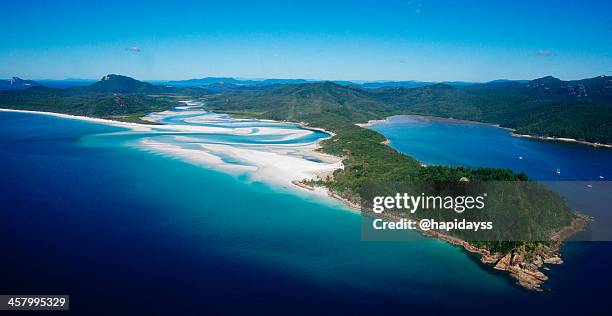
left=1, top=111, right=610, bottom=314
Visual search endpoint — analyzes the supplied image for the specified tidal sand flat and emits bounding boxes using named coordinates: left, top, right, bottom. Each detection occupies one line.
left=1, top=105, right=343, bottom=191
left=136, top=103, right=343, bottom=187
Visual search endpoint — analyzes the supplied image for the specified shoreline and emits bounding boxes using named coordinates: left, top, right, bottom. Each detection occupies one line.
left=509, top=131, right=612, bottom=149
left=360, top=114, right=612, bottom=149
left=0, top=108, right=151, bottom=131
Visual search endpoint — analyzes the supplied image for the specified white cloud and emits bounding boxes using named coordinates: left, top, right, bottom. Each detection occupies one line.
left=536, top=49, right=553, bottom=57
left=125, top=47, right=142, bottom=53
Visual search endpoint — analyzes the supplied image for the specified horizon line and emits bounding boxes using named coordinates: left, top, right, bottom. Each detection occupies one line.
left=4, top=73, right=611, bottom=84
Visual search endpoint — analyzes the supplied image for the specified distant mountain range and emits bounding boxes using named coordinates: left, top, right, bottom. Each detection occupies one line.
left=157, top=77, right=311, bottom=87
left=4, top=73, right=611, bottom=104
left=2, top=73, right=611, bottom=144
left=0, top=75, right=531, bottom=91
left=157, top=77, right=480, bottom=89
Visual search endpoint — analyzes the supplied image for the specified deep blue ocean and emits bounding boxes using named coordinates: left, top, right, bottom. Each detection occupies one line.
left=1, top=111, right=611, bottom=315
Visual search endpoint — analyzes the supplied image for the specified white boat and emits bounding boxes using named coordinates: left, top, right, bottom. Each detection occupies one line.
left=556, top=168, right=561, bottom=175
left=518, top=156, right=523, bottom=160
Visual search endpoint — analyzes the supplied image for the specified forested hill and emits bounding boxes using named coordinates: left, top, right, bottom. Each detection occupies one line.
left=206, top=76, right=612, bottom=144
left=206, top=81, right=393, bottom=122
left=80, top=74, right=211, bottom=95
left=86, top=74, right=164, bottom=93
left=0, top=75, right=209, bottom=123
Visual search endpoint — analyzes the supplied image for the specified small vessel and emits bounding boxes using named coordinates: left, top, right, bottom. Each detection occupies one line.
left=587, top=184, right=593, bottom=188
left=518, top=156, right=523, bottom=160
left=556, top=168, right=561, bottom=175
left=600, top=175, right=605, bottom=179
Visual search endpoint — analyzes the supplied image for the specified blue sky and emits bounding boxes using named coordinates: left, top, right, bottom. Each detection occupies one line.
left=1, top=0, right=611, bottom=81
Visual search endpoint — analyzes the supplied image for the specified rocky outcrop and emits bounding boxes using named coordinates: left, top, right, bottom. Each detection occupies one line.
left=494, top=253, right=512, bottom=270
left=491, top=246, right=557, bottom=291
left=486, top=222, right=590, bottom=291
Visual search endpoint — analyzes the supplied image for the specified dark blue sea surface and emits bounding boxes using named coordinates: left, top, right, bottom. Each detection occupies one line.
left=1, top=111, right=611, bottom=315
